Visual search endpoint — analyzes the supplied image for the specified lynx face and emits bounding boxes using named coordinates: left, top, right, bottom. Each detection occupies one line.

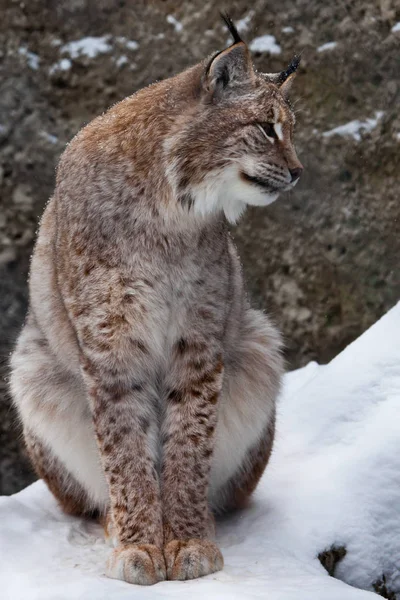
left=190, top=81, right=302, bottom=223
left=165, top=19, right=303, bottom=223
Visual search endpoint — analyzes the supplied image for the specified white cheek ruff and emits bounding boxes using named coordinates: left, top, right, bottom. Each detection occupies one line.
left=191, top=166, right=246, bottom=224
left=190, top=165, right=280, bottom=224
left=244, top=187, right=279, bottom=207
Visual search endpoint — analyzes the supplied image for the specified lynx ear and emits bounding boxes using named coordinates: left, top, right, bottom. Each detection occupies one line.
left=278, top=71, right=297, bottom=97
left=204, top=14, right=254, bottom=99
left=263, top=55, right=301, bottom=98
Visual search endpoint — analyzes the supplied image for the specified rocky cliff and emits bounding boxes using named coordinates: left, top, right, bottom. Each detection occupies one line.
left=0, top=0, right=399, bottom=494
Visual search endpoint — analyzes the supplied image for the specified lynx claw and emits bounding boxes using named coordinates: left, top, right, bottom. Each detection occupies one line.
left=164, top=538, right=224, bottom=581
left=106, top=544, right=166, bottom=585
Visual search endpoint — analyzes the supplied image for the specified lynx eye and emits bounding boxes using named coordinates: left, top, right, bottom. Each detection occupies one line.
left=256, top=122, right=278, bottom=143
left=261, top=123, right=278, bottom=138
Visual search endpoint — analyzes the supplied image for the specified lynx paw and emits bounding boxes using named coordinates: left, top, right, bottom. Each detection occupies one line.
left=106, top=544, right=166, bottom=585
left=164, top=539, right=224, bottom=581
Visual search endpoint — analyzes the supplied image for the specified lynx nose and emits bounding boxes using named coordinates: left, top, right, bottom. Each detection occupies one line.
left=289, top=167, right=303, bottom=183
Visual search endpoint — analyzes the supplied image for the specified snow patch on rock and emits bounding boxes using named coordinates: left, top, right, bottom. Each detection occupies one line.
left=317, top=41, right=338, bottom=52
left=116, top=37, right=139, bottom=51
left=322, top=111, right=384, bottom=141
left=39, top=131, right=58, bottom=145
left=60, top=36, right=112, bottom=59
left=49, top=58, right=72, bottom=75
left=166, top=15, right=183, bottom=33
left=18, top=47, right=40, bottom=70
left=236, top=11, right=255, bottom=33
left=249, top=34, right=282, bottom=55
left=115, top=55, right=128, bottom=67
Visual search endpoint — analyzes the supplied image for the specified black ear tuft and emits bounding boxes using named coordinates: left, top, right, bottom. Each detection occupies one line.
left=204, top=13, right=253, bottom=99
left=220, top=12, right=243, bottom=45
left=277, top=54, right=301, bottom=85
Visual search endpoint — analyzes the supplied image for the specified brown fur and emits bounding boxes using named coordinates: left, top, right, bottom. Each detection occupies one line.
left=10, top=19, right=303, bottom=585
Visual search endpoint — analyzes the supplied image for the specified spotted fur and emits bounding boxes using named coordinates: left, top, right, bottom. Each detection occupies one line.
left=10, top=17, right=303, bottom=585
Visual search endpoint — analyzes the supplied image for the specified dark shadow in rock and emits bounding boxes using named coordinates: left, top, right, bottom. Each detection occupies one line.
left=319, top=546, right=397, bottom=599
left=318, top=544, right=346, bottom=577
left=373, top=574, right=396, bottom=600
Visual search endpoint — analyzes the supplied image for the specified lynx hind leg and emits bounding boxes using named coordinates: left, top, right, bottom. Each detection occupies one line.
left=10, top=318, right=109, bottom=514
left=212, top=413, right=276, bottom=514
left=24, top=430, right=96, bottom=518
left=209, top=309, right=283, bottom=513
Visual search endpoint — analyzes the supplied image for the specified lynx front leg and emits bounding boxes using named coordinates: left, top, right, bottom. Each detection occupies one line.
left=83, top=360, right=166, bottom=584
left=161, top=339, right=224, bottom=580
left=80, top=342, right=165, bottom=585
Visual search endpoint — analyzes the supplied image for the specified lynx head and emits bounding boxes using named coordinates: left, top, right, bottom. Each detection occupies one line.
left=165, top=14, right=303, bottom=223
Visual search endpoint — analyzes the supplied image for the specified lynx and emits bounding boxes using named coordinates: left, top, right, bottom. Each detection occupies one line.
left=10, top=16, right=303, bottom=585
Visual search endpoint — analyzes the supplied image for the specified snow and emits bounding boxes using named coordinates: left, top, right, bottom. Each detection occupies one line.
left=391, top=22, right=400, bottom=33
left=249, top=35, right=282, bottom=55
left=227, top=12, right=255, bottom=44
left=282, top=26, right=295, bottom=33
left=49, top=58, right=72, bottom=75
left=55, top=36, right=138, bottom=63
left=60, top=36, right=112, bottom=59
left=166, top=15, right=183, bottom=33
left=322, top=111, right=384, bottom=141
left=39, top=131, right=58, bottom=145
left=1, top=301, right=400, bottom=599
left=317, top=41, right=338, bottom=52
left=18, top=47, right=40, bottom=70
left=236, top=11, right=255, bottom=34
left=125, top=40, right=139, bottom=51
left=116, top=36, right=139, bottom=51
left=115, top=55, right=128, bottom=67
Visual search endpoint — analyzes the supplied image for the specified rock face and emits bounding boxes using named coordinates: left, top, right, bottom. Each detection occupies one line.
left=0, top=1, right=399, bottom=494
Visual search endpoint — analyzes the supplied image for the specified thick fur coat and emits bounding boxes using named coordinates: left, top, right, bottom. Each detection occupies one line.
left=10, top=17, right=302, bottom=584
